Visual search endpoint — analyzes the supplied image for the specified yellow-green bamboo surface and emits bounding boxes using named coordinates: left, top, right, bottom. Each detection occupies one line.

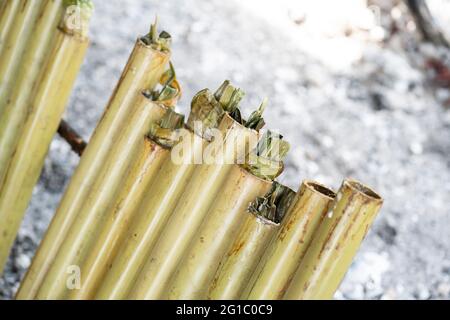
left=0, top=25, right=90, bottom=275
left=166, top=165, right=272, bottom=300
left=0, top=0, right=41, bottom=115
left=284, top=179, right=383, bottom=300
left=207, top=184, right=296, bottom=300
left=166, top=130, right=289, bottom=300
left=95, top=129, right=204, bottom=300
left=244, top=181, right=336, bottom=300
left=96, top=82, right=248, bottom=300
left=35, top=95, right=176, bottom=299
left=68, top=83, right=182, bottom=300
left=128, top=114, right=260, bottom=300
left=0, top=0, right=64, bottom=190
left=0, top=0, right=21, bottom=54
left=69, top=138, right=169, bottom=299
left=17, top=25, right=171, bottom=300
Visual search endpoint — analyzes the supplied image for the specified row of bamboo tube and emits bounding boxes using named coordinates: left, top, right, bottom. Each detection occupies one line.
left=0, top=0, right=93, bottom=273
left=0, top=5, right=384, bottom=299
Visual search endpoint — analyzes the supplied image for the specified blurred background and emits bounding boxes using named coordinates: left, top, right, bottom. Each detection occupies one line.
left=1, top=0, right=449, bottom=299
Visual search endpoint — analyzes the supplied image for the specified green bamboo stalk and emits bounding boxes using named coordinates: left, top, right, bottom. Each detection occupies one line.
left=35, top=78, right=182, bottom=299
left=207, top=183, right=296, bottom=300
left=284, top=179, right=383, bottom=300
left=127, top=90, right=266, bottom=300
left=16, top=20, right=171, bottom=300
left=0, top=0, right=64, bottom=190
left=96, top=81, right=248, bottom=300
left=68, top=103, right=184, bottom=300
left=0, top=0, right=42, bottom=115
left=0, top=11, right=91, bottom=275
left=166, top=130, right=290, bottom=300
left=244, top=181, right=336, bottom=300
left=0, top=0, right=21, bottom=54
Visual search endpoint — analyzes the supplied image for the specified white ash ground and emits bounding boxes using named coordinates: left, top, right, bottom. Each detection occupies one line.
left=1, top=0, right=449, bottom=299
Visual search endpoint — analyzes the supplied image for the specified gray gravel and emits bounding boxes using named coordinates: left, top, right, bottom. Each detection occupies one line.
left=1, top=0, right=449, bottom=299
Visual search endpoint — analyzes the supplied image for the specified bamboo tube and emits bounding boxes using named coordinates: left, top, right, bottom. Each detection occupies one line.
left=35, top=84, right=182, bottom=300
left=284, top=179, right=383, bottom=300
left=244, top=181, right=336, bottom=300
left=16, top=21, right=171, bottom=300
left=0, top=0, right=42, bottom=115
left=68, top=102, right=184, bottom=300
left=0, top=15, right=91, bottom=274
left=0, top=0, right=64, bottom=188
left=207, top=183, right=296, bottom=300
left=127, top=95, right=266, bottom=300
left=96, top=82, right=248, bottom=300
left=0, top=0, right=21, bottom=54
left=166, top=130, right=290, bottom=300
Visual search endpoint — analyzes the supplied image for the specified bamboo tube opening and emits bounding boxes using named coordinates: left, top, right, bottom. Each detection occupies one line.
left=344, top=179, right=382, bottom=201
left=304, top=181, right=337, bottom=200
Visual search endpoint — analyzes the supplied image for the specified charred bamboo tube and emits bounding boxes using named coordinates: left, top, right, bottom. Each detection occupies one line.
left=284, top=179, right=383, bottom=300
left=0, top=5, right=91, bottom=274
left=128, top=93, right=267, bottom=300
left=96, top=81, right=248, bottom=300
left=68, top=101, right=184, bottom=300
left=166, top=129, right=290, bottom=300
left=0, top=0, right=64, bottom=188
left=208, top=183, right=296, bottom=300
left=244, top=181, right=336, bottom=300
left=35, top=78, right=182, bottom=299
left=0, top=0, right=41, bottom=115
left=0, top=0, right=21, bottom=54
left=16, top=21, right=171, bottom=300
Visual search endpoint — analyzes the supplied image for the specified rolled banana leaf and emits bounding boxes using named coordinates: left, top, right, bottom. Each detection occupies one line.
left=284, top=179, right=383, bottom=300
left=207, top=183, right=296, bottom=300
left=245, top=181, right=336, bottom=300
left=0, top=10, right=91, bottom=274
left=17, top=21, right=171, bottom=299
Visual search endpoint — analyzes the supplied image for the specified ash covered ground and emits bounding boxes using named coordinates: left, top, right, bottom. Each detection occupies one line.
left=1, top=0, right=450, bottom=299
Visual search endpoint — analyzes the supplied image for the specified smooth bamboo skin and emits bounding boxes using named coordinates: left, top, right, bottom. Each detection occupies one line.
left=35, top=97, right=167, bottom=300
left=284, top=180, right=383, bottom=300
left=129, top=115, right=259, bottom=300
left=208, top=213, right=279, bottom=300
left=17, top=39, right=169, bottom=300
left=0, top=0, right=41, bottom=115
left=0, top=0, right=63, bottom=187
left=0, top=30, right=89, bottom=274
left=0, top=0, right=21, bottom=54
left=69, top=139, right=168, bottom=300
left=96, top=130, right=203, bottom=300
left=244, top=181, right=336, bottom=300
left=166, top=166, right=272, bottom=300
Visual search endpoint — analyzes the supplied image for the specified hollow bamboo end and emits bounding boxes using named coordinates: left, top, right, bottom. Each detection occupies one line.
left=303, top=180, right=337, bottom=200
left=343, top=179, right=383, bottom=204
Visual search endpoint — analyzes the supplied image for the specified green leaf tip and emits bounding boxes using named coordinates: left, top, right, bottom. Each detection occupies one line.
left=141, top=16, right=172, bottom=51
left=242, top=131, right=290, bottom=180
left=187, top=89, right=224, bottom=138
left=144, top=62, right=180, bottom=105
left=249, top=182, right=296, bottom=224
left=245, top=98, right=267, bottom=130
left=214, top=80, right=245, bottom=114
left=148, top=108, right=185, bottom=148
